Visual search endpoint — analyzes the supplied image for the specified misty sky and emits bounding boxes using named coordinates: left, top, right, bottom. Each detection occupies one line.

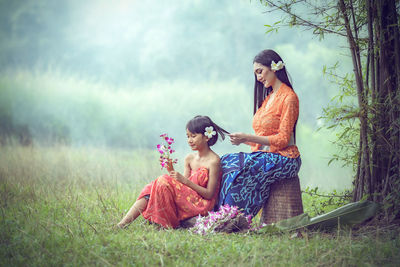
left=1, top=0, right=351, bottom=85
left=1, top=0, right=353, bottom=121
left=0, top=0, right=354, bottom=190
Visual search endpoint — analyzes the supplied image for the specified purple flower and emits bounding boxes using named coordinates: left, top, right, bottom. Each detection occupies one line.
left=157, top=134, right=178, bottom=169
left=190, top=204, right=253, bottom=235
left=246, top=215, right=252, bottom=224
left=157, top=144, right=165, bottom=154
left=165, top=137, right=174, bottom=145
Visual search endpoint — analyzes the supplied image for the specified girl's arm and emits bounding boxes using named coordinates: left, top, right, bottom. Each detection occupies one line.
left=182, top=154, right=192, bottom=178
left=169, top=158, right=221, bottom=200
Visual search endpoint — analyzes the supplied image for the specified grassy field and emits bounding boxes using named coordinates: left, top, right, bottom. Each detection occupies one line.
left=1, top=146, right=399, bottom=266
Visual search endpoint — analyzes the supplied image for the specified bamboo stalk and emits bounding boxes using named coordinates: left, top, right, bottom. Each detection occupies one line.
left=339, top=0, right=372, bottom=200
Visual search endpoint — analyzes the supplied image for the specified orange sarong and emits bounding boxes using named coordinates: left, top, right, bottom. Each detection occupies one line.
left=138, top=167, right=219, bottom=228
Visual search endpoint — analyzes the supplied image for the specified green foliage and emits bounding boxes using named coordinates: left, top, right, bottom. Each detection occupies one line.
left=1, top=146, right=399, bottom=266
left=264, top=20, right=281, bottom=34
left=302, top=187, right=352, bottom=217
left=260, top=0, right=346, bottom=40
left=319, top=65, right=360, bottom=171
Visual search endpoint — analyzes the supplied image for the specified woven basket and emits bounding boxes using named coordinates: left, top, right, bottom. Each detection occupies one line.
left=261, top=175, right=303, bottom=225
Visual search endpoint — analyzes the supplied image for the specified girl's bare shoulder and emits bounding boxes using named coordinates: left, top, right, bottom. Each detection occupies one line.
left=206, top=151, right=221, bottom=167
left=184, top=153, right=195, bottom=163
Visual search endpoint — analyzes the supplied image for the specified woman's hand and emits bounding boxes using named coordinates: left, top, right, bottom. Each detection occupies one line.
left=229, top=132, right=248, bottom=146
left=169, top=171, right=188, bottom=185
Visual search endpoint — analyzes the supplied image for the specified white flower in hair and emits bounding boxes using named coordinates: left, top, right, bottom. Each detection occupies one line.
left=271, top=60, right=285, bottom=71
left=204, top=126, right=216, bottom=138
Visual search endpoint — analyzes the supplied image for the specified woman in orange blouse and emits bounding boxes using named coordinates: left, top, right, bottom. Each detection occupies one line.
left=216, top=49, right=301, bottom=216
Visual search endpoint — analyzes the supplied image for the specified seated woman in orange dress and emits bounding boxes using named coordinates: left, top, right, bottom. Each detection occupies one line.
left=117, top=115, right=229, bottom=229
left=216, top=49, right=301, bottom=217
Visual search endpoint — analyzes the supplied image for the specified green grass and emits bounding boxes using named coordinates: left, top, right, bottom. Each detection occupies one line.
left=1, top=146, right=399, bottom=266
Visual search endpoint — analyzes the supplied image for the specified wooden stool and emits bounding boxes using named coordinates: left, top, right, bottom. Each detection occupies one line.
left=261, top=175, right=303, bottom=224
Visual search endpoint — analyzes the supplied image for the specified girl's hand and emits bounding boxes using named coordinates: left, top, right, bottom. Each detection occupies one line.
left=159, top=158, right=175, bottom=172
left=166, top=159, right=175, bottom=172
left=169, top=171, right=188, bottom=185
left=229, top=132, right=247, bottom=145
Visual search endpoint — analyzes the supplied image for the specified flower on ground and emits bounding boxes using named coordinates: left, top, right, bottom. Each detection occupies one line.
left=190, top=204, right=253, bottom=235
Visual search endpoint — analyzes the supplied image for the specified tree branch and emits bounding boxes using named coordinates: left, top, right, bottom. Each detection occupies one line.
left=262, top=0, right=348, bottom=37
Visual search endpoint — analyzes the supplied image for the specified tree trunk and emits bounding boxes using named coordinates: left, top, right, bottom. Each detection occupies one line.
left=339, top=0, right=372, bottom=202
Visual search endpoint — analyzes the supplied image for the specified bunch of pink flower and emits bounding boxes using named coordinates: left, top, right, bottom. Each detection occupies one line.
left=191, top=204, right=253, bottom=235
left=157, top=133, right=178, bottom=169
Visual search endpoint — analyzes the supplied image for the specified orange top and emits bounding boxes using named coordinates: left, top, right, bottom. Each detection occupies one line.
left=251, top=83, right=300, bottom=158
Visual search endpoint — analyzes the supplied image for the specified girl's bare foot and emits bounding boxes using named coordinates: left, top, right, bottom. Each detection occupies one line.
left=116, top=222, right=128, bottom=229
left=117, top=198, right=148, bottom=230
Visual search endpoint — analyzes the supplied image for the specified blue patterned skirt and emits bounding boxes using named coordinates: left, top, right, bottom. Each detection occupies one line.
left=217, top=151, right=301, bottom=216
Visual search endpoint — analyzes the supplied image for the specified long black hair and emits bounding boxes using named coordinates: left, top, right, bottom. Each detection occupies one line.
left=252, top=49, right=297, bottom=142
left=186, top=115, right=229, bottom=146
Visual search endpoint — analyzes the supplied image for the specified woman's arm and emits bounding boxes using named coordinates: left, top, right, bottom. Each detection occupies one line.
left=266, top=94, right=298, bottom=149
left=229, top=94, right=298, bottom=149
left=229, top=132, right=270, bottom=146
left=169, top=158, right=221, bottom=200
